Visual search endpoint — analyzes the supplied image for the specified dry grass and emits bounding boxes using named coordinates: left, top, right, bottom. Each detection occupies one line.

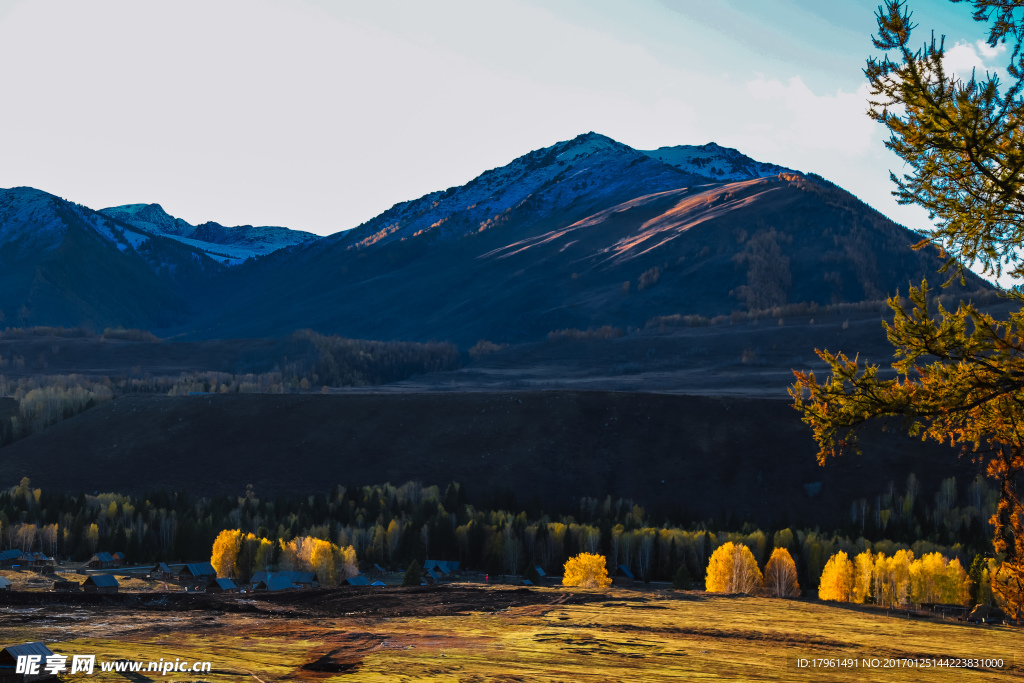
left=0, top=588, right=1020, bottom=682
left=0, top=569, right=185, bottom=592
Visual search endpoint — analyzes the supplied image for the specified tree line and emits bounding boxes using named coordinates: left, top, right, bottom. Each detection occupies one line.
left=0, top=475, right=1001, bottom=595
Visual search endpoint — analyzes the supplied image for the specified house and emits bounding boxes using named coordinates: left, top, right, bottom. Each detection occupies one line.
left=111, top=552, right=126, bottom=566
left=251, top=574, right=297, bottom=592
left=967, top=604, right=1006, bottom=624
left=177, top=563, right=217, bottom=584
left=615, top=565, right=635, bottom=584
left=250, top=571, right=318, bottom=590
left=0, top=577, right=11, bottom=591
left=82, top=574, right=119, bottom=594
left=0, top=641, right=57, bottom=681
left=205, top=578, right=239, bottom=594
left=17, top=553, right=53, bottom=570
left=87, top=552, right=115, bottom=569
left=0, top=550, right=22, bottom=568
left=51, top=580, right=79, bottom=592
left=343, top=575, right=371, bottom=586
left=424, top=560, right=461, bottom=576
left=150, top=563, right=175, bottom=581
left=371, top=580, right=386, bottom=586
left=534, top=566, right=546, bottom=578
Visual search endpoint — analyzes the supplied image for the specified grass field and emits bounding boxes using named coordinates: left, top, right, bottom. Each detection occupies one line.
left=1, top=586, right=1020, bottom=682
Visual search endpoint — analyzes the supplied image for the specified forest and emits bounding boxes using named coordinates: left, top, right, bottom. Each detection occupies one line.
left=0, top=472, right=1000, bottom=596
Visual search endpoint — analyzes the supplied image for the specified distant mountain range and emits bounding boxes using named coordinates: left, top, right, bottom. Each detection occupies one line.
left=0, top=133, right=990, bottom=340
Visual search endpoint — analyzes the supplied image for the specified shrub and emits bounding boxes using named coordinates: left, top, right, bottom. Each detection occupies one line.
left=469, top=340, right=507, bottom=359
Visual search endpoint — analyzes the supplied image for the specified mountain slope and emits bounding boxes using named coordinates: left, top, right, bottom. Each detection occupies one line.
left=100, top=203, right=319, bottom=265
left=0, top=187, right=221, bottom=329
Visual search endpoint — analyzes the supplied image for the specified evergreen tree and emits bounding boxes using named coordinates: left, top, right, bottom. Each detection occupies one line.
left=403, top=559, right=423, bottom=586
left=791, top=0, right=1024, bottom=617
left=672, top=563, right=692, bottom=590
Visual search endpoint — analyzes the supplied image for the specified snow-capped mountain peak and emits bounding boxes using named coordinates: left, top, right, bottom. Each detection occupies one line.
left=100, top=204, right=319, bottom=265
left=102, top=203, right=193, bottom=238
left=328, top=132, right=695, bottom=250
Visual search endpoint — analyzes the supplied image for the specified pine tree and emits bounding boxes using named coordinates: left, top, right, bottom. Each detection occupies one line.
left=791, top=0, right=1024, bottom=617
left=672, top=563, right=692, bottom=590
left=403, top=559, right=423, bottom=586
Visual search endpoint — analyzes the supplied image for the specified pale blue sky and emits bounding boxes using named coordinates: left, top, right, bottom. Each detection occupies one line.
left=0, top=0, right=1002, bottom=240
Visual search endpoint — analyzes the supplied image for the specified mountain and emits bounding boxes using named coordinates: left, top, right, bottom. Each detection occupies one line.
left=186, top=134, right=989, bottom=343
left=0, top=187, right=221, bottom=329
left=0, top=134, right=992, bottom=340
left=100, top=203, right=319, bottom=265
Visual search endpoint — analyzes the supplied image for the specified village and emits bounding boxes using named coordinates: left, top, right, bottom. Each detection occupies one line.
left=0, top=547, right=492, bottom=595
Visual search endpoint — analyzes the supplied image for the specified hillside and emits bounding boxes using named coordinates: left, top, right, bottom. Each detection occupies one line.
left=0, top=187, right=221, bottom=330
left=0, top=391, right=977, bottom=526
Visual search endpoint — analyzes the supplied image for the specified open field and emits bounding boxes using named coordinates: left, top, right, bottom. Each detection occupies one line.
left=1, top=585, right=1020, bottom=682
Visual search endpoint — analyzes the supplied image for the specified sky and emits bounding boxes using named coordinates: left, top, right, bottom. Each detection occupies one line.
left=0, top=0, right=1007, bottom=240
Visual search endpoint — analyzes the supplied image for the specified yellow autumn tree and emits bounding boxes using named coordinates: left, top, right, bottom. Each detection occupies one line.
left=253, top=537, right=275, bottom=573
left=852, top=550, right=875, bottom=604
left=562, top=552, right=612, bottom=588
left=763, top=547, right=800, bottom=598
left=705, top=542, right=763, bottom=594
left=278, top=535, right=359, bottom=586
left=945, top=558, right=970, bottom=606
left=211, top=529, right=243, bottom=578
left=818, top=551, right=854, bottom=602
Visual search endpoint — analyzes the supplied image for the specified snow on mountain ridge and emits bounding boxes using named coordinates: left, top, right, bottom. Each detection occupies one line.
left=100, top=204, right=319, bottom=264
left=102, top=203, right=194, bottom=238
left=328, top=132, right=703, bottom=251
left=641, top=143, right=796, bottom=181
left=0, top=187, right=153, bottom=256
left=0, top=187, right=73, bottom=250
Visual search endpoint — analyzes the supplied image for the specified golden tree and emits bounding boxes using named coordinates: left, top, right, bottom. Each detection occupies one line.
left=705, top=542, right=763, bottom=594
left=211, top=529, right=242, bottom=578
left=852, top=550, right=875, bottom=604
left=562, top=552, right=612, bottom=588
left=818, top=551, right=854, bottom=602
left=763, top=547, right=800, bottom=598
left=791, top=0, right=1024, bottom=616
